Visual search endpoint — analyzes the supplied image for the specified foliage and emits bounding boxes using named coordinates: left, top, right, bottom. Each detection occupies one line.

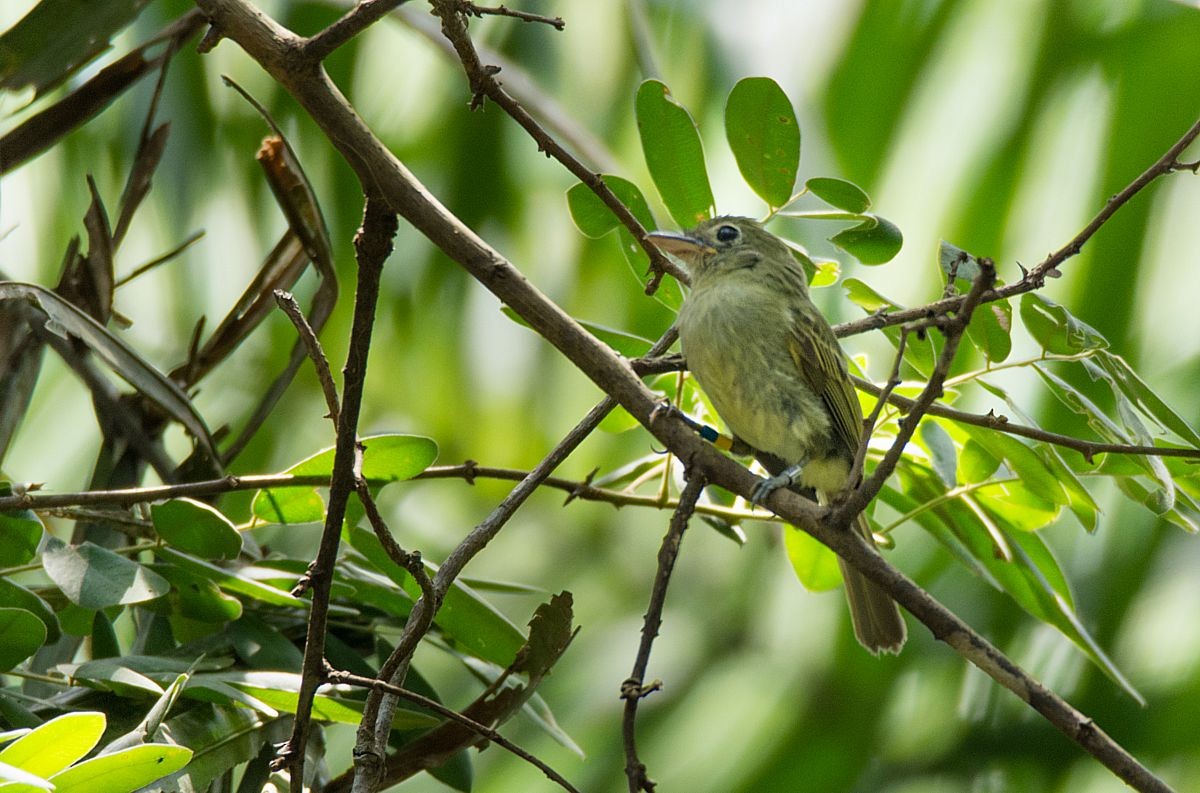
left=1, top=1, right=1200, bottom=792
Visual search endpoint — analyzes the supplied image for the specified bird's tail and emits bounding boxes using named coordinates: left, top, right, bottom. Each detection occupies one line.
left=838, top=511, right=906, bottom=654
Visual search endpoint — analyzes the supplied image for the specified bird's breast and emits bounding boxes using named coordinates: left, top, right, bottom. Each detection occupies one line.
left=678, top=282, right=831, bottom=464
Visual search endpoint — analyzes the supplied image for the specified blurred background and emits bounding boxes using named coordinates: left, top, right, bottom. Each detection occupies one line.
left=3, top=0, right=1200, bottom=790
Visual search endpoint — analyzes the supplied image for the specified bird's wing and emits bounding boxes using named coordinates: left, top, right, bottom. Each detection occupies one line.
left=786, top=308, right=864, bottom=457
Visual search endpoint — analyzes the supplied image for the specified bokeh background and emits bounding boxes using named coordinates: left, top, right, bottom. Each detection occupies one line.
left=3, top=0, right=1200, bottom=790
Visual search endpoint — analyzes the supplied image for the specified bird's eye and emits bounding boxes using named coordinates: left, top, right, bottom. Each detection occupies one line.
left=715, top=224, right=740, bottom=243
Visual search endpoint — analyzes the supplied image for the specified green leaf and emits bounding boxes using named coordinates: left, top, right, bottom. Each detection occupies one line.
left=0, top=760, right=51, bottom=788
left=1041, top=447, right=1100, bottom=532
left=149, top=704, right=266, bottom=793
left=829, top=215, right=902, bottom=264
left=959, top=426, right=1067, bottom=508
left=228, top=615, right=303, bottom=670
left=153, top=564, right=243, bottom=623
left=805, top=177, right=870, bottom=214
left=48, top=743, right=192, bottom=793
left=1093, top=351, right=1200, bottom=448
left=252, top=434, right=437, bottom=525
left=0, top=283, right=218, bottom=460
left=151, top=498, right=242, bottom=560
left=0, top=504, right=42, bottom=567
left=155, top=547, right=306, bottom=609
left=0, top=712, right=105, bottom=778
left=808, top=257, right=840, bottom=288
left=966, top=298, right=1013, bottom=363
left=724, top=77, right=800, bottom=208
left=59, top=658, right=166, bottom=697
left=346, top=526, right=525, bottom=666
left=0, top=609, right=45, bottom=673
left=635, top=80, right=714, bottom=227
left=1019, top=293, right=1108, bottom=355
left=959, top=439, right=1001, bottom=484
left=920, top=421, right=957, bottom=488
left=42, top=539, right=168, bottom=608
left=294, top=434, right=439, bottom=483
left=783, top=527, right=842, bottom=592
left=0, top=580, right=59, bottom=644
left=251, top=486, right=324, bottom=525
left=937, top=240, right=984, bottom=282
left=0, top=0, right=153, bottom=95
left=565, top=175, right=655, bottom=238
left=842, top=277, right=900, bottom=313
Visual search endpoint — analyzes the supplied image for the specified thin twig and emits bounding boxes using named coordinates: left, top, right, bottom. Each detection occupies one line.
left=621, top=471, right=705, bottom=793
left=852, top=328, right=907, bottom=481
left=830, top=116, right=1200, bottom=340
left=302, top=0, right=412, bottom=62
left=428, top=0, right=687, bottom=292
left=838, top=260, right=996, bottom=522
left=329, top=668, right=581, bottom=793
left=459, top=2, right=565, bottom=29
left=274, top=289, right=340, bottom=423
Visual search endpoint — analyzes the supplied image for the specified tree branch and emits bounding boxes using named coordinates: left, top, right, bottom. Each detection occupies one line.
left=276, top=199, right=397, bottom=789
left=621, top=471, right=705, bottom=792
left=329, top=668, right=581, bottom=793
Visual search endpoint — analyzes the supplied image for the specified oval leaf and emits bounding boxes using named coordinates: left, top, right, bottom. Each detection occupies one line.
left=151, top=498, right=242, bottom=560
left=635, top=80, right=714, bottom=228
left=725, top=77, right=800, bottom=208
left=565, top=175, right=655, bottom=239
left=0, top=712, right=106, bottom=778
left=0, top=506, right=42, bottom=567
left=805, top=177, right=869, bottom=214
left=48, top=743, right=192, bottom=793
left=783, top=527, right=842, bottom=592
left=42, top=539, right=169, bottom=608
left=0, top=609, right=46, bottom=673
left=829, top=215, right=902, bottom=264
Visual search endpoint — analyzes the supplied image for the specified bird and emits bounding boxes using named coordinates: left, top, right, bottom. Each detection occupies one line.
left=648, top=216, right=906, bottom=654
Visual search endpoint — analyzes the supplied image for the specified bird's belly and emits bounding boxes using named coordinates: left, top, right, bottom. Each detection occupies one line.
left=679, top=291, right=831, bottom=465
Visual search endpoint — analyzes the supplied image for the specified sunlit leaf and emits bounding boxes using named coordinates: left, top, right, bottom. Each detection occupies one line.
left=783, top=527, right=842, bottom=592
left=0, top=712, right=105, bottom=778
left=48, top=743, right=191, bottom=793
left=42, top=538, right=168, bottom=608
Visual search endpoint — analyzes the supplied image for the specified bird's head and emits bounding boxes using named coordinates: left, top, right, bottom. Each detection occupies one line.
left=646, top=216, right=797, bottom=283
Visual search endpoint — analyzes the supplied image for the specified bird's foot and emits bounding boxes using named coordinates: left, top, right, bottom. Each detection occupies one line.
left=750, top=462, right=805, bottom=505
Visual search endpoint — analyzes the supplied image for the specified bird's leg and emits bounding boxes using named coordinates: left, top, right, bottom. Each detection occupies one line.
left=750, top=457, right=808, bottom=505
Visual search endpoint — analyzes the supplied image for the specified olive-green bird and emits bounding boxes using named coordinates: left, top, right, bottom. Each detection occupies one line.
left=649, top=216, right=906, bottom=654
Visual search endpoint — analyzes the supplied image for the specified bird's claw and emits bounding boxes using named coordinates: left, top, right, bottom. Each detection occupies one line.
left=749, top=462, right=805, bottom=506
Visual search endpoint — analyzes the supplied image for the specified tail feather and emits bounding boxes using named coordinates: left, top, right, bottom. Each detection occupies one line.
left=839, top=513, right=906, bottom=654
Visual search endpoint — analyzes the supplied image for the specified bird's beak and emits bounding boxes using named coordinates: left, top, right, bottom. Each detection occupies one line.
left=645, top=231, right=715, bottom=259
